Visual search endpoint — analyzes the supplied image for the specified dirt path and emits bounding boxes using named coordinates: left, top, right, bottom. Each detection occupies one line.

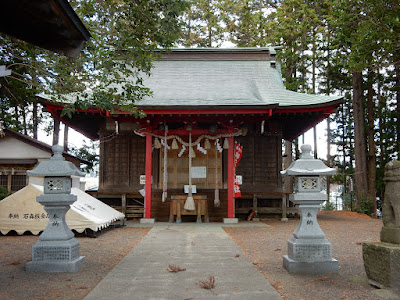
left=224, top=212, right=395, bottom=300
left=0, top=228, right=149, bottom=300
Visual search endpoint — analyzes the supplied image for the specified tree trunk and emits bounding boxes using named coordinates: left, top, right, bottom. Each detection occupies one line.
left=378, top=78, right=386, bottom=206
left=53, top=118, right=60, bottom=145
left=21, top=106, right=27, bottom=135
left=63, top=125, right=69, bottom=152
left=367, top=71, right=376, bottom=216
left=352, top=71, right=368, bottom=207
left=32, top=102, right=38, bottom=139
left=396, top=64, right=400, bottom=159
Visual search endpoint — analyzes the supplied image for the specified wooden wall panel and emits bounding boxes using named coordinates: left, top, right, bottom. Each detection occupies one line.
left=99, top=133, right=147, bottom=193
left=101, top=135, right=130, bottom=189
left=236, top=133, right=282, bottom=192
left=129, top=135, right=146, bottom=191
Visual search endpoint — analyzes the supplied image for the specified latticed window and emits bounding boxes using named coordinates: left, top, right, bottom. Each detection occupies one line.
left=11, top=175, right=26, bottom=191
left=300, top=178, right=318, bottom=190
left=47, top=179, right=64, bottom=191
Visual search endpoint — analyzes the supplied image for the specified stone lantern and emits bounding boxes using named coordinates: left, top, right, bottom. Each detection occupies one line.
left=281, top=144, right=338, bottom=274
left=26, top=145, right=85, bottom=273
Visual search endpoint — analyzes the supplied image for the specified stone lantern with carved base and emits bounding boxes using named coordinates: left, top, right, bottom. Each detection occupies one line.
left=25, top=145, right=85, bottom=273
left=281, top=144, right=338, bottom=274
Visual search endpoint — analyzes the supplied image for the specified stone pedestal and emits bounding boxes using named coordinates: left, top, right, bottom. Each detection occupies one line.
left=26, top=239, right=85, bottom=273
left=223, top=218, right=238, bottom=224
left=362, top=160, right=400, bottom=293
left=363, top=242, right=400, bottom=293
left=283, top=204, right=338, bottom=274
left=26, top=193, right=85, bottom=272
left=140, top=218, right=155, bottom=224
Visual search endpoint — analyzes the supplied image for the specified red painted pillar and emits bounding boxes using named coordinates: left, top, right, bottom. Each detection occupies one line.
left=144, top=134, right=152, bottom=219
left=227, top=136, right=234, bottom=218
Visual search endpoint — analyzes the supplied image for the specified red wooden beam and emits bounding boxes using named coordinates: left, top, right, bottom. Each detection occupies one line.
left=43, top=102, right=106, bottom=114
left=144, top=134, right=152, bottom=219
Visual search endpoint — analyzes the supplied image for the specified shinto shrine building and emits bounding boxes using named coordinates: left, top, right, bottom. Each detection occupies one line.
left=39, top=48, right=342, bottom=222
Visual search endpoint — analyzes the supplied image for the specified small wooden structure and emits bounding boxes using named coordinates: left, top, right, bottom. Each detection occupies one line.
left=169, top=195, right=209, bottom=223
left=39, top=48, right=342, bottom=222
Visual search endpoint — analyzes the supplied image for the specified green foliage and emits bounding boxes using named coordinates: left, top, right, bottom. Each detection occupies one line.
left=221, top=0, right=275, bottom=47
left=343, top=191, right=373, bottom=216
left=355, top=193, right=373, bottom=217
left=0, top=186, right=11, bottom=200
left=179, top=0, right=224, bottom=47
left=0, top=0, right=186, bottom=132
left=342, top=193, right=354, bottom=211
left=321, top=201, right=336, bottom=211
left=69, top=141, right=99, bottom=174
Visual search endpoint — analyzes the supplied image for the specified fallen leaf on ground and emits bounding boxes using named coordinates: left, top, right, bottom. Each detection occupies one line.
left=315, top=276, right=329, bottom=281
left=167, top=264, right=186, bottom=272
left=198, top=276, right=216, bottom=290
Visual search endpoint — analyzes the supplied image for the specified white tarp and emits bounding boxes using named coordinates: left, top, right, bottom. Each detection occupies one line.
left=0, top=184, right=125, bottom=235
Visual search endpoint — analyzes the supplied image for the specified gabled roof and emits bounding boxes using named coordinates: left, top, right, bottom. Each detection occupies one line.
left=136, top=48, right=341, bottom=109
left=0, top=0, right=91, bottom=58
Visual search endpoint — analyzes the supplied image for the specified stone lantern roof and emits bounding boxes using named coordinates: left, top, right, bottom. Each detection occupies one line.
left=281, top=145, right=336, bottom=176
left=27, top=145, right=85, bottom=177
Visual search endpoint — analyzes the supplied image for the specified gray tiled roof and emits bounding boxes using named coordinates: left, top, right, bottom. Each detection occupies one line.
left=137, top=60, right=341, bottom=108
left=38, top=49, right=342, bottom=109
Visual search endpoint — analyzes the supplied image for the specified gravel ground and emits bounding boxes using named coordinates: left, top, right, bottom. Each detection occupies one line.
left=1, top=212, right=398, bottom=300
left=225, top=211, right=399, bottom=300
left=0, top=227, right=149, bottom=300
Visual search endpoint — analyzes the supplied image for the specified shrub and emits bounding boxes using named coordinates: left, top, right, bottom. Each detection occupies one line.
left=321, top=201, right=336, bottom=211
left=342, top=193, right=354, bottom=210
left=356, top=194, right=373, bottom=217
left=0, top=186, right=11, bottom=200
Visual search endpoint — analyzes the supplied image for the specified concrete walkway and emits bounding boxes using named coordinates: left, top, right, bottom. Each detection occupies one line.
left=84, top=223, right=282, bottom=300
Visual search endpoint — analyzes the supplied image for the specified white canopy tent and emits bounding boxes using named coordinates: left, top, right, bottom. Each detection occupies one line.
left=0, top=184, right=124, bottom=235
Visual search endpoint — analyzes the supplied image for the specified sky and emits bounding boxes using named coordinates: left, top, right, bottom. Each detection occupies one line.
left=37, top=123, right=90, bottom=150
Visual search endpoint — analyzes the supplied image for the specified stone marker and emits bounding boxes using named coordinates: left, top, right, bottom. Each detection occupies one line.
left=25, top=145, right=85, bottom=272
left=363, top=161, right=400, bottom=293
left=281, top=144, right=338, bottom=274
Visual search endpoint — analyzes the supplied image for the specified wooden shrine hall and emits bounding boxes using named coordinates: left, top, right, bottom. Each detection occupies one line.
left=39, top=48, right=342, bottom=222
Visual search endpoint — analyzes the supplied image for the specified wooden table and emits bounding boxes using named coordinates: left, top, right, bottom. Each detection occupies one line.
left=169, top=195, right=209, bottom=223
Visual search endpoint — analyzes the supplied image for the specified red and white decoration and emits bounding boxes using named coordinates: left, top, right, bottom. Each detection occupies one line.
left=234, top=142, right=243, bottom=198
